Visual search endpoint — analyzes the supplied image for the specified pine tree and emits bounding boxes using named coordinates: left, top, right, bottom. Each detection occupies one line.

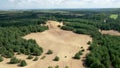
left=27, top=55, right=33, bottom=59
left=33, top=56, right=39, bottom=61
left=73, top=53, right=80, bottom=59
left=46, top=50, right=53, bottom=55
left=9, top=57, right=19, bottom=64
left=0, top=56, right=3, bottom=62
left=53, top=56, right=59, bottom=61
left=19, top=60, right=27, bottom=67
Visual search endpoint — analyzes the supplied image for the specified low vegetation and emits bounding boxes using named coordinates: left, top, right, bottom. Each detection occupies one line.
left=19, top=60, right=27, bottom=67
left=40, top=56, right=46, bottom=60
left=65, top=66, right=69, bottom=68
left=55, top=65, right=59, bottom=68
left=9, top=57, right=19, bottom=64
left=0, top=56, right=3, bottom=62
left=48, top=66, right=53, bottom=68
left=46, top=50, right=53, bottom=55
left=73, top=50, right=83, bottom=59
left=27, top=55, right=33, bottom=59
left=110, top=14, right=118, bottom=19
left=33, top=56, right=39, bottom=61
left=53, top=56, right=60, bottom=61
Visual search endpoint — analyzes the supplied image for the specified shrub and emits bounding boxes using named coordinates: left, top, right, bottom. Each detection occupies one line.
left=4, top=51, right=14, bottom=58
left=58, top=25, right=61, bottom=27
left=0, top=56, right=3, bottom=62
left=46, top=50, right=53, bottom=55
left=53, top=56, right=59, bottom=61
left=32, top=48, right=42, bottom=56
left=48, top=66, right=53, bottom=68
left=27, top=55, right=33, bottom=59
left=87, top=41, right=91, bottom=45
left=78, top=51, right=83, bottom=55
left=73, top=53, right=80, bottom=59
left=73, top=50, right=83, bottom=60
left=41, top=56, right=46, bottom=59
left=81, top=47, right=83, bottom=48
left=33, top=56, right=39, bottom=61
left=9, top=57, right=19, bottom=64
left=19, top=60, right=27, bottom=67
left=81, top=49, right=85, bottom=52
left=55, top=65, right=59, bottom=68
left=65, top=66, right=69, bottom=68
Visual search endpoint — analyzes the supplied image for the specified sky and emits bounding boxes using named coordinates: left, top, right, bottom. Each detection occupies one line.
left=0, top=0, right=120, bottom=10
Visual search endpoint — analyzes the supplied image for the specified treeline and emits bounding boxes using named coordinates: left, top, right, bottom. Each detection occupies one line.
left=86, top=35, right=120, bottom=68
left=61, top=21, right=120, bottom=68
left=61, top=22, right=100, bottom=38
left=0, top=19, right=46, bottom=27
left=0, top=25, right=48, bottom=58
left=60, top=11, right=120, bottom=68
left=61, top=17, right=120, bottom=32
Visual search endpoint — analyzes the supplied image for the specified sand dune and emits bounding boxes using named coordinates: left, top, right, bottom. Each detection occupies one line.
left=0, top=21, right=92, bottom=68
left=23, top=21, right=92, bottom=68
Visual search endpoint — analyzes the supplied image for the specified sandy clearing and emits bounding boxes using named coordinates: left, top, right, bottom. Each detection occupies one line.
left=23, top=21, right=92, bottom=68
left=99, top=30, right=120, bottom=36
left=0, top=54, right=37, bottom=68
left=0, top=20, right=92, bottom=68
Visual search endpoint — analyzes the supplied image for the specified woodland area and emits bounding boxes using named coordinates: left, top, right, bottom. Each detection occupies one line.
left=0, top=9, right=120, bottom=68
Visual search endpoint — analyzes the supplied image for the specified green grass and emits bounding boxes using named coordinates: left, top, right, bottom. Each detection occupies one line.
left=110, top=14, right=118, bottom=19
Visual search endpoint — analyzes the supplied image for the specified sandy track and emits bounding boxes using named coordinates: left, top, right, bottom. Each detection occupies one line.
left=23, top=21, right=92, bottom=68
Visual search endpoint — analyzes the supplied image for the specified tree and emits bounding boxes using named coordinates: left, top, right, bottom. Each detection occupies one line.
left=73, top=53, right=80, bottom=59
left=78, top=51, right=83, bottom=55
left=9, top=57, right=19, bottom=64
left=73, top=50, right=83, bottom=59
left=5, top=51, right=14, bottom=58
left=33, top=48, right=42, bottom=56
left=53, top=56, right=59, bottom=61
left=0, top=56, right=3, bottom=62
left=55, top=65, right=59, bottom=68
left=27, top=55, right=33, bottom=59
left=90, top=62, right=105, bottom=68
left=33, top=56, right=39, bottom=61
left=87, top=41, right=91, bottom=45
left=46, top=50, right=53, bottom=55
left=19, top=60, right=27, bottom=67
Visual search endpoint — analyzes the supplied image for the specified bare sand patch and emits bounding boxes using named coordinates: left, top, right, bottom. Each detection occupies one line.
left=0, top=21, right=92, bottom=68
left=23, top=21, right=92, bottom=68
left=0, top=54, right=36, bottom=68
left=99, top=30, right=120, bottom=36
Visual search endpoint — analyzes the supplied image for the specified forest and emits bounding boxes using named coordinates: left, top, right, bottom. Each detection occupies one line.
left=0, top=9, right=120, bottom=68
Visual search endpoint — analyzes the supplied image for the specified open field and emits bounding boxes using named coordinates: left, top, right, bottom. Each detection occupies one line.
left=23, top=21, right=92, bottom=68
left=110, top=14, right=118, bottom=19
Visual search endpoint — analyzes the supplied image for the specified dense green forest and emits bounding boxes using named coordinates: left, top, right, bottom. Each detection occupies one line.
left=0, top=9, right=120, bottom=68
left=59, top=10, right=120, bottom=68
left=0, top=11, right=48, bottom=58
